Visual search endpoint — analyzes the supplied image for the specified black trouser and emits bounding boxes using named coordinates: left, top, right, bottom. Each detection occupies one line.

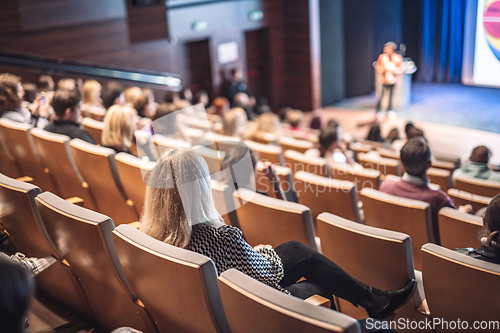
left=275, top=241, right=397, bottom=333
left=376, top=84, right=395, bottom=112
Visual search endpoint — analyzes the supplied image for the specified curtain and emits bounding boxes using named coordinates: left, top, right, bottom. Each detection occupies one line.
left=419, top=0, right=466, bottom=83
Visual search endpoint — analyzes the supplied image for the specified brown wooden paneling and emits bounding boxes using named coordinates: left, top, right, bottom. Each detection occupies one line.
left=187, top=39, right=213, bottom=97
left=126, top=0, right=169, bottom=43
left=245, top=28, right=272, bottom=104
left=0, top=0, right=22, bottom=34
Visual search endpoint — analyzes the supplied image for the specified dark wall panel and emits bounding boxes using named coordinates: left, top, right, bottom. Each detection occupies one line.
left=319, top=0, right=344, bottom=106
left=371, top=0, right=403, bottom=62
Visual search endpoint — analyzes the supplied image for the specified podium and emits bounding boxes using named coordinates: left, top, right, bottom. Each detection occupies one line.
left=374, top=60, right=417, bottom=110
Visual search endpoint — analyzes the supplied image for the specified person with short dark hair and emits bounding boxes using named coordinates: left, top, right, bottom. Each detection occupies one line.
left=380, top=138, right=471, bottom=244
left=193, top=90, right=209, bottom=107
left=37, top=75, right=54, bottom=93
left=101, top=81, right=124, bottom=109
left=0, top=260, right=34, bottom=333
left=21, top=83, right=37, bottom=104
left=305, top=122, right=356, bottom=166
left=44, top=89, right=95, bottom=144
left=223, top=68, right=252, bottom=107
left=452, top=146, right=500, bottom=184
left=366, top=125, right=384, bottom=143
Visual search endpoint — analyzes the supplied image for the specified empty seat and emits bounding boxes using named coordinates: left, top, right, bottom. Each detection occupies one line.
left=35, top=192, right=157, bottom=332
left=0, top=129, right=22, bottom=178
left=427, top=167, right=451, bottom=192
left=151, top=134, right=191, bottom=159
left=360, top=188, right=432, bottom=270
left=0, top=118, right=59, bottom=193
left=255, top=161, right=292, bottom=199
left=350, top=142, right=374, bottom=158
left=184, top=127, right=205, bottom=145
left=279, top=136, right=314, bottom=154
left=329, top=163, right=381, bottom=191
left=0, top=174, right=94, bottom=321
left=376, top=147, right=400, bottom=160
left=284, top=149, right=328, bottom=177
left=218, top=269, right=361, bottom=333
left=204, top=132, right=241, bottom=152
left=438, top=207, right=483, bottom=250
left=245, top=140, right=284, bottom=165
left=115, top=153, right=156, bottom=216
left=185, top=116, right=212, bottom=132
left=211, top=179, right=239, bottom=228
left=31, top=129, right=97, bottom=210
left=251, top=132, right=279, bottom=145
left=233, top=188, right=317, bottom=250
left=431, top=160, right=457, bottom=174
left=294, top=171, right=361, bottom=223
left=193, top=145, right=225, bottom=175
left=433, top=152, right=461, bottom=169
left=112, top=224, right=231, bottom=333
left=454, top=175, right=500, bottom=197
left=317, top=213, right=425, bottom=321
left=358, top=153, right=401, bottom=176
left=447, top=188, right=491, bottom=214
left=70, top=139, right=138, bottom=225
left=81, top=117, right=104, bottom=145
left=421, top=243, right=500, bottom=332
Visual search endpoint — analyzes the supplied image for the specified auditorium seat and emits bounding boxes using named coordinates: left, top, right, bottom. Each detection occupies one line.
left=454, top=175, right=500, bottom=197
left=376, top=147, right=400, bottom=160
left=151, top=134, right=191, bottom=159
left=360, top=188, right=433, bottom=270
left=316, top=213, right=426, bottom=324
left=255, top=161, right=293, bottom=199
left=115, top=153, right=156, bottom=216
left=245, top=140, right=284, bottom=165
left=251, top=132, right=279, bottom=145
left=204, top=132, right=241, bottom=152
left=329, top=163, right=381, bottom=191
left=294, top=171, right=361, bottom=223
left=284, top=149, right=328, bottom=177
left=35, top=192, right=157, bottom=333
left=433, top=152, right=461, bottom=169
left=421, top=243, right=500, bottom=332
left=0, top=174, right=94, bottom=322
left=427, top=167, right=451, bottom=191
left=211, top=179, right=239, bottom=228
left=112, top=224, right=231, bottom=333
left=431, top=160, right=457, bottom=174
left=70, top=139, right=139, bottom=225
left=279, top=136, right=314, bottom=154
left=350, top=142, right=374, bottom=159
left=218, top=269, right=361, bottom=333
left=31, top=129, right=97, bottom=210
left=0, top=118, right=59, bottom=193
left=233, top=188, right=317, bottom=251
left=193, top=145, right=225, bottom=175
left=183, top=127, right=204, bottom=145
left=447, top=188, right=491, bottom=214
left=358, top=153, right=402, bottom=176
left=438, top=207, right=483, bottom=250
left=0, top=129, right=22, bottom=178
left=81, top=117, right=104, bottom=145
left=185, top=116, right=212, bottom=132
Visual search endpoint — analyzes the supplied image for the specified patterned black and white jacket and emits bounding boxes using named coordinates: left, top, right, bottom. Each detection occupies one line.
left=186, top=223, right=289, bottom=293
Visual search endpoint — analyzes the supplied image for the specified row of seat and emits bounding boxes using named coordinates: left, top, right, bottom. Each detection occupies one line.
left=2, top=173, right=497, bottom=333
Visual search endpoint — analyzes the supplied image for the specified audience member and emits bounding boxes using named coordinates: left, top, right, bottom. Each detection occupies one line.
left=379, top=138, right=471, bottom=244
left=456, top=193, right=500, bottom=264
left=102, top=105, right=136, bottom=154
left=132, top=90, right=155, bottom=119
left=233, top=92, right=254, bottom=120
left=305, top=123, right=356, bottom=166
left=247, top=112, right=280, bottom=142
left=0, top=260, right=34, bottom=333
left=366, top=125, right=384, bottom=143
left=310, top=115, right=322, bottom=130
left=0, top=74, right=48, bottom=128
left=164, top=90, right=180, bottom=104
left=223, top=68, right=252, bottom=105
left=386, top=128, right=400, bottom=144
left=193, top=90, right=209, bottom=108
left=254, top=97, right=271, bottom=116
left=101, top=81, right=124, bottom=109
left=21, top=83, right=37, bottom=105
left=452, top=146, right=500, bottom=184
left=286, top=110, right=308, bottom=140
left=81, top=80, right=105, bottom=119
left=57, top=78, right=77, bottom=91
left=222, top=107, right=247, bottom=139
left=179, top=87, right=193, bottom=104
left=138, top=147, right=414, bottom=324
left=124, top=87, right=143, bottom=106
left=37, top=75, right=55, bottom=94
left=45, top=89, right=95, bottom=144
left=206, top=97, right=229, bottom=123
left=148, top=103, right=182, bottom=138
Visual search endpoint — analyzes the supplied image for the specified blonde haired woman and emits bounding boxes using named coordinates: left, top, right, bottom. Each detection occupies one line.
left=222, top=107, right=247, bottom=139
left=81, top=80, right=105, bottom=119
left=139, top=147, right=415, bottom=323
left=247, top=112, right=280, bottom=143
left=102, top=105, right=136, bottom=154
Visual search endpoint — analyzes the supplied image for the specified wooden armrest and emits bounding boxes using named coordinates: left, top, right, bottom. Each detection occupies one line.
left=16, top=176, right=33, bottom=183
left=416, top=299, right=430, bottom=316
left=127, top=221, right=141, bottom=229
left=65, top=197, right=84, bottom=207
left=304, top=295, right=331, bottom=308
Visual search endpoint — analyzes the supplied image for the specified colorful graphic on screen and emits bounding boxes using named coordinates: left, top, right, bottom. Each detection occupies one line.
left=484, top=0, right=500, bottom=60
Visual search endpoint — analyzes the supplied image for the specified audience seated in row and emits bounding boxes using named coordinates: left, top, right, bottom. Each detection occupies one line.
left=452, top=145, right=500, bottom=184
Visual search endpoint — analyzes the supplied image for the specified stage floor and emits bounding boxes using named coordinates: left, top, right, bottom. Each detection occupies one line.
left=334, top=83, right=500, bottom=134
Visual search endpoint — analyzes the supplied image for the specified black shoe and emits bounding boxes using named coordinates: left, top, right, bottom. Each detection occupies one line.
left=365, top=279, right=416, bottom=320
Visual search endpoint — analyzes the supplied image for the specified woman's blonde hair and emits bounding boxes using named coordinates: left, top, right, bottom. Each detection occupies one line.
left=286, top=110, right=303, bottom=128
left=222, top=107, right=247, bottom=138
left=102, top=105, right=136, bottom=149
left=248, top=112, right=280, bottom=140
left=82, top=80, right=102, bottom=106
left=139, top=148, right=224, bottom=248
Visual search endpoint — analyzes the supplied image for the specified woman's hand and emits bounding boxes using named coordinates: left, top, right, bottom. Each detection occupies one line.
left=30, top=96, right=50, bottom=118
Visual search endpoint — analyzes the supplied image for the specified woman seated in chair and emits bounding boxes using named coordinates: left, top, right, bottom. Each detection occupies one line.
left=101, top=105, right=136, bottom=155
left=138, top=147, right=415, bottom=324
left=247, top=112, right=281, bottom=144
left=456, top=193, right=500, bottom=264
